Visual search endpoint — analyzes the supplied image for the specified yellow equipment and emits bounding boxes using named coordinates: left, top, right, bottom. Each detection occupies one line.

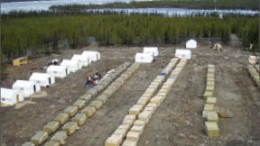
left=213, top=43, right=222, bottom=51
left=12, top=56, right=28, bottom=66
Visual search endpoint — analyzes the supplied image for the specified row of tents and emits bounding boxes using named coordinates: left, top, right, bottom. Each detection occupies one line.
left=135, top=47, right=159, bottom=63
left=135, top=39, right=197, bottom=63
left=1, top=51, right=101, bottom=106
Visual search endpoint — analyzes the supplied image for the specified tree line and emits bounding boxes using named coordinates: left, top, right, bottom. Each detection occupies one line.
left=50, top=0, right=259, bottom=11
left=1, top=12, right=259, bottom=60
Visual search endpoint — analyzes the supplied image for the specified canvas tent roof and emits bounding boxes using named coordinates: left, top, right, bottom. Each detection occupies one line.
left=135, top=53, right=154, bottom=63
left=175, top=49, right=192, bottom=59
left=30, top=72, right=53, bottom=78
left=143, top=47, right=159, bottom=56
left=61, top=59, right=79, bottom=67
left=47, top=65, right=67, bottom=72
left=1, top=88, right=25, bottom=105
left=12, top=80, right=35, bottom=88
left=12, top=80, right=41, bottom=97
left=60, top=59, right=81, bottom=72
left=71, top=54, right=90, bottom=66
left=186, top=39, right=197, bottom=49
left=29, top=72, right=55, bottom=87
left=71, top=54, right=86, bottom=60
left=47, top=65, right=69, bottom=78
left=81, top=51, right=101, bottom=62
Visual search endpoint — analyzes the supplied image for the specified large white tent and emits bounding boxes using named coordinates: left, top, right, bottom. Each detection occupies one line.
left=81, top=51, right=101, bottom=62
left=175, top=49, right=192, bottom=59
left=186, top=39, right=197, bottom=49
left=135, top=53, right=154, bottom=63
left=143, top=47, right=159, bottom=56
left=12, top=80, right=41, bottom=97
left=29, top=72, right=55, bottom=87
left=1, top=88, right=25, bottom=105
left=71, top=54, right=90, bottom=67
left=47, top=65, right=69, bottom=79
left=60, top=59, right=81, bottom=73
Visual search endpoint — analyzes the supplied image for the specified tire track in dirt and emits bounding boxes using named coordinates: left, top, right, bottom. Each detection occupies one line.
left=222, top=65, right=260, bottom=145
left=137, top=60, right=207, bottom=146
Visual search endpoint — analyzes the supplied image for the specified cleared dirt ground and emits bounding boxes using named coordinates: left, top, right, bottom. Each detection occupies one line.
left=0, top=43, right=259, bottom=146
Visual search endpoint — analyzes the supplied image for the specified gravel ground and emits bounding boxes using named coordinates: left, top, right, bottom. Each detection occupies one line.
left=0, top=44, right=259, bottom=146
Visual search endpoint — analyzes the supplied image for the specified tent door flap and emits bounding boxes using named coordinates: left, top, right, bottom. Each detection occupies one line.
left=16, top=94, right=19, bottom=103
left=33, top=85, right=36, bottom=92
left=48, top=77, right=51, bottom=84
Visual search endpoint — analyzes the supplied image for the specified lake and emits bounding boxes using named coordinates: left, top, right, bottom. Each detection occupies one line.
left=1, top=0, right=133, bottom=13
left=82, top=8, right=258, bottom=16
left=1, top=0, right=258, bottom=16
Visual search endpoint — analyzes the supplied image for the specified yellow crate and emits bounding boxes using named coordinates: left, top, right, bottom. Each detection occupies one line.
left=21, top=142, right=35, bottom=146
left=205, top=122, right=219, bottom=137
left=207, top=77, right=215, bottom=82
left=158, top=88, right=169, bottom=94
left=63, top=106, right=78, bottom=117
left=207, top=111, right=218, bottom=122
left=203, top=91, right=214, bottom=100
left=133, top=120, right=145, bottom=127
left=113, top=127, right=128, bottom=138
left=129, top=104, right=143, bottom=115
left=122, top=115, right=136, bottom=126
left=207, top=81, right=215, bottom=87
left=79, top=94, right=91, bottom=101
left=43, top=121, right=60, bottom=134
left=150, top=96, right=164, bottom=105
left=139, top=96, right=151, bottom=101
left=72, top=113, right=87, bottom=126
left=138, top=111, right=152, bottom=124
left=118, top=124, right=131, bottom=131
left=136, top=99, right=148, bottom=107
left=157, top=92, right=167, bottom=98
left=122, top=139, right=137, bottom=146
left=130, top=125, right=145, bottom=135
left=126, top=131, right=140, bottom=141
left=205, top=85, right=214, bottom=92
left=141, top=92, right=153, bottom=98
left=81, top=106, right=96, bottom=117
left=204, top=104, right=215, bottom=111
left=96, top=94, right=109, bottom=103
left=146, top=103, right=158, bottom=110
left=207, top=97, right=217, bottom=104
left=53, top=113, right=69, bottom=125
left=105, top=135, right=123, bottom=146
left=73, top=99, right=86, bottom=109
left=62, top=122, right=79, bottom=135
left=90, top=100, right=103, bottom=110
left=43, top=141, right=60, bottom=146
left=30, top=131, right=48, bottom=145
left=51, top=131, right=68, bottom=145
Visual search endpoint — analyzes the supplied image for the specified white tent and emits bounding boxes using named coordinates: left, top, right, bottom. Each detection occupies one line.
left=81, top=51, right=101, bottom=63
left=1, top=88, right=25, bottom=105
left=47, top=65, right=69, bottom=79
left=135, top=53, right=154, bottom=63
left=71, top=54, right=90, bottom=67
left=143, top=47, right=159, bottom=56
left=186, top=39, right=197, bottom=49
left=175, top=49, right=192, bottom=59
left=60, top=59, right=81, bottom=73
left=29, top=72, right=55, bottom=87
left=12, top=80, right=41, bottom=97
